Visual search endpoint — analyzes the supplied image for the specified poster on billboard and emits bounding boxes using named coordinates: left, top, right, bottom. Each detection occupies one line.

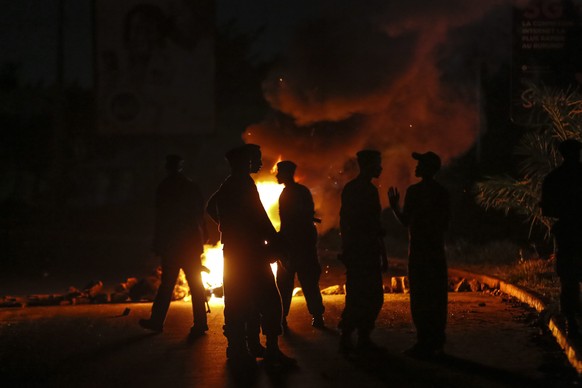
left=95, top=0, right=214, bottom=135
left=511, top=0, right=582, bottom=124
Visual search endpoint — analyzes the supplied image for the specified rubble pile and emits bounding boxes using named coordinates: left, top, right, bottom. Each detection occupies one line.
left=0, top=267, right=203, bottom=308
left=1, top=273, right=492, bottom=309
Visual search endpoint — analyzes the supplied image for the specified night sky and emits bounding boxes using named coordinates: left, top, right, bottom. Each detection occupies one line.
left=0, top=0, right=316, bottom=85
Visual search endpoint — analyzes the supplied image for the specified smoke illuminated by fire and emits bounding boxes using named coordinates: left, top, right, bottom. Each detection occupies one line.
left=243, top=1, right=513, bottom=231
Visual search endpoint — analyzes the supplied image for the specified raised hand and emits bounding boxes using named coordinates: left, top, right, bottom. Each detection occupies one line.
left=388, top=187, right=400, bottom=208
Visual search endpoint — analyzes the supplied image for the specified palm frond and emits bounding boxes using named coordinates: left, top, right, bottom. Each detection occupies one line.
left=514, top=132, right=559, bottom=179
left=475, top=176, right=553, bottom=239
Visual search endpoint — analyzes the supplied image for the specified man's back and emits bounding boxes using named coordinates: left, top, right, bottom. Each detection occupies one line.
left=542, top=163, right=582, bottom=226
left=403, top=179, right=449, bottom=245
left=154, top=172, right=205, bottom=256
left=209, top=174, right=276, bottom=253
left=340, top=176, right=382, bottom=254
left=280, top=182, right=316, bottom=243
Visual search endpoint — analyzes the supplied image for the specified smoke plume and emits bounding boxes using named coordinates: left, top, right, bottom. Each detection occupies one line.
left=244, top=0, right=512, bottom=231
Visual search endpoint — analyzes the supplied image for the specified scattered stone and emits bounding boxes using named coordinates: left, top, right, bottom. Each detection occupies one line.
left=84, top=280, right=103, bottom=298
left=128, top=269, right=161, bottom=302
left=129, top=278, right=159, bottom=301
left=27, top=294, right=65, bottom=307
left=321, top=285, right=344, bottom=295
left=0, top=296, right=22, bottom=308
left=468, top=279, right=482, bottom=292
left=454, top=278, right=472, bottom=292
left=448, top=277, right=459, bottom=291
left=390, top=276, right=409, bottom=293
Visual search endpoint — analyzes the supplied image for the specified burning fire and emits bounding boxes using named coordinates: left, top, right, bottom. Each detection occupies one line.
left=200, top=242, right=224, bottom=292
left=256, top=180, right=283, bottom=231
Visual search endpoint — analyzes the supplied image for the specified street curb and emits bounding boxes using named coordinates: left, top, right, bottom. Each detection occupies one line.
left=448, top=268, right=582, bottom=375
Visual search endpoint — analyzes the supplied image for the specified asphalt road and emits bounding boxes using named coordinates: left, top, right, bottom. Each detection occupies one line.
left=0, top=293, right=578, bottom=387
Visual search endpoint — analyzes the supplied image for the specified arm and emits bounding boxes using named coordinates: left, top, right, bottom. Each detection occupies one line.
left=192, top=183, right=209, bottom=243
left=388, top=187, right=408, bottom=226
left=206, top=191, right=219, bottom=224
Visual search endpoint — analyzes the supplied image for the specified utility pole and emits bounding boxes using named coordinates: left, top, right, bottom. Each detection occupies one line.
left=50, top=0, right=66, bottom=213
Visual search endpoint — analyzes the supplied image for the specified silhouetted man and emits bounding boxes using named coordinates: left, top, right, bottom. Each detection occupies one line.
left=207, top=145, right=295, bottom=368
left=275, top=160, right=325, bottom=331
left=139, top=155, right=208, bottom=339
left=541, top=139, right=582, bottom=338
left=389, top=151, right=450, bottom=359
left=339, top=150, right=387, bottom=353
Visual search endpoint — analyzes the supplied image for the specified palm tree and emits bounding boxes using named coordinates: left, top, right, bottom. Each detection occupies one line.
left=474, top=85, right=582, bottom=242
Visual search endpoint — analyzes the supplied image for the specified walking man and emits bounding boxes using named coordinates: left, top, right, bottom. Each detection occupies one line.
left=388, top=151, right=450, bottom=358
left=275, top=160, right=325, bottom=331
left=541, top=139, right=582, bottom=338
left=140, top=155, right=208, bottom=339
left=339, top=150, right=387, bottom=352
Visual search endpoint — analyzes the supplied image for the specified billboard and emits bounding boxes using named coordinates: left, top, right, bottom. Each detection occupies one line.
left=511, top=0, right=582, bottom=123
left=95, top=0, right=214, bottom=134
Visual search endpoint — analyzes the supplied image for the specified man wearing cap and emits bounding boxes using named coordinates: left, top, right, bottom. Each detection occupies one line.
left=140, top=155, right=209, bottom=339
left=388, top=151, right=450, bottom=359
left=339, top=150, right=387, bottom=352
left=207, top=145, right=295, bottom=368
left=541, top=139, right=582, bottom=338
left=275, top=160, right=325, bottom=331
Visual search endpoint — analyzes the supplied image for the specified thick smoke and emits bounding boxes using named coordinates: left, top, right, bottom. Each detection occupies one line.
left=244, top=0, right=512, bottom=232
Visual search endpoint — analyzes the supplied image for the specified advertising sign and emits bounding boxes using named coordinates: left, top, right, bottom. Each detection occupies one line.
left=512, top=0, right=582, bottom=123
left=95, top=0, right=214, bottom=134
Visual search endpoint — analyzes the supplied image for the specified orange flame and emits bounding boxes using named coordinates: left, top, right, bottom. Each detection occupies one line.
left=271, top=155, right=283, bottom=174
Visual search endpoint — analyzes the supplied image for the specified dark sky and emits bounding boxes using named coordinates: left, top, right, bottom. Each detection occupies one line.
left=0, top=0, right=516, bottom=229
left=4, top=0, right=581, bottom=230
left=0, top=0, right=93, bottom=85
left=0, top=0, right=316, bottom=86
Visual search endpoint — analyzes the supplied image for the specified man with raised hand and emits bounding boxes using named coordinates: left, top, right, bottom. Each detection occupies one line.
left=389, top=151, right=450, bottom=359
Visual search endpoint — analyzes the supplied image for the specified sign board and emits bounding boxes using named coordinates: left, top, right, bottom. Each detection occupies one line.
left=511, top=0, right=582, bottom=123
left=95, top=0, right=215, bottom=135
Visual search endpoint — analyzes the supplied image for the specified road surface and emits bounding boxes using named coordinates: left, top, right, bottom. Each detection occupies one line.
left=0, top=293, right=578, bottom=387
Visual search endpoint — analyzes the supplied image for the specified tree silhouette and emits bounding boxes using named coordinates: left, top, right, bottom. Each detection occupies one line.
left=474, top=85, right=582, bottom=242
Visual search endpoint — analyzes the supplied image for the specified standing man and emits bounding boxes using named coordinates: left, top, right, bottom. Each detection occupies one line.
left=541, top=139, right=582, bottom=338
left=275, top=160, right=325, bottom=331
left=139, top=154, right=208, bottom=339
left=339, top=150, right=387, bottom=352
left=207, top=145, right=295, bottom=368
left=388, top=151, right=450, bottom=359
